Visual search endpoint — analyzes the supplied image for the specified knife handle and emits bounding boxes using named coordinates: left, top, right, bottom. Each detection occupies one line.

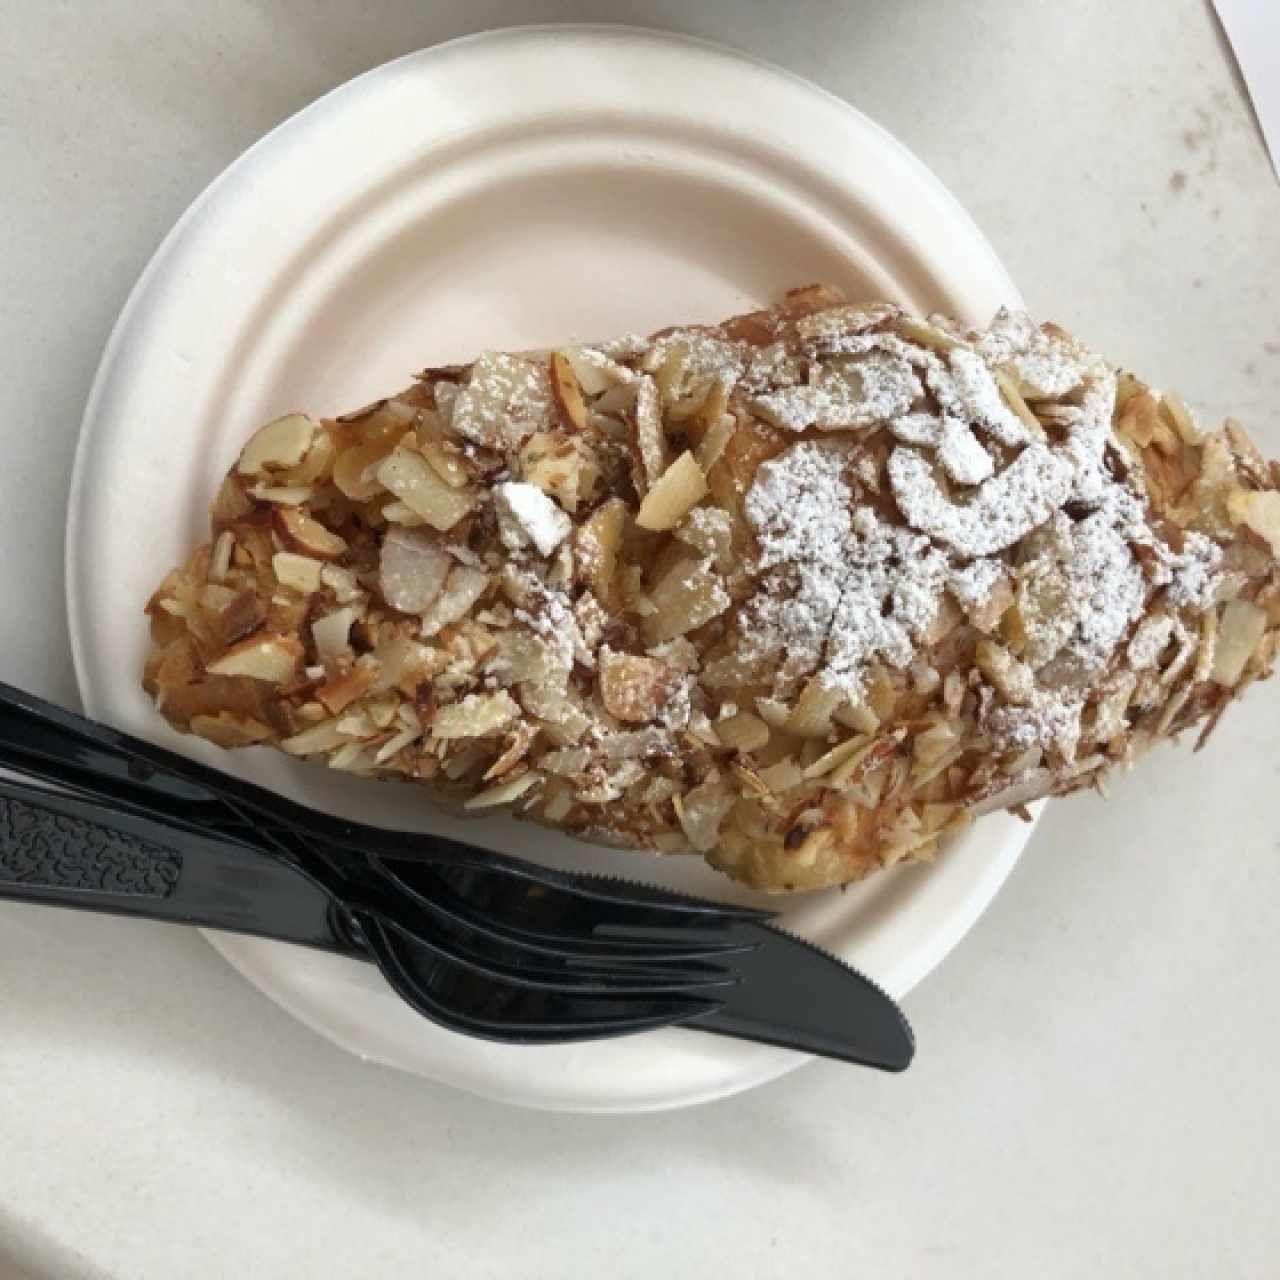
left=0, top=778, right=354, bottom=954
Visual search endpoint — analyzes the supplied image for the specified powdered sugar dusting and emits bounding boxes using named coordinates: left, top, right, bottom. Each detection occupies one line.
left=743, top=441, right=947, bottom=695
left=888, top=442, right=1073, bottom=556
left=753, top=353, right=921, bottom=433
left=736, top=304, right=1239, bottom=755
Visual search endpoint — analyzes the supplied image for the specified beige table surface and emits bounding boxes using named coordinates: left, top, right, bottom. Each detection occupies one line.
left=2, top=2, right=1278, bottom=1277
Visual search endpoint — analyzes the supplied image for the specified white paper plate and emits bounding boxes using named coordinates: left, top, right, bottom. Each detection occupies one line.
left=66, top=26, right=1038, bottom=1112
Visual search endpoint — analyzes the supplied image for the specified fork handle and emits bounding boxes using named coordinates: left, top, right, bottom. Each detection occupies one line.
left=0, top=777, right=355, bottom=955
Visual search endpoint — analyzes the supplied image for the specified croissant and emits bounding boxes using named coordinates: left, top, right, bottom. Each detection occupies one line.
left=143, top=285, right=1280, bottom=892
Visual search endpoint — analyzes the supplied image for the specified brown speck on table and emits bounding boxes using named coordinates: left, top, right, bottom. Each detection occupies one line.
left=1169, top=171, right=1188, bottom=193
left=1245, top=361, right=1258, bottom=377
left=1265, top=342, right=1280, bottom=355
left=1192, top=278, right=1204, bottom=289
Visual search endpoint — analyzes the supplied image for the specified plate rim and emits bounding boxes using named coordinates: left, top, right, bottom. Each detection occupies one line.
left=65, top=24, right=1039, bottom=1112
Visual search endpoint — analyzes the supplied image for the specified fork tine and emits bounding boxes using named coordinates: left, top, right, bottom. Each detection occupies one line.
left=368, top=856, right=761, bottom=966
left=358, top=912, right=726, bottom=1043
left=348, top=897, right=739, bottom=997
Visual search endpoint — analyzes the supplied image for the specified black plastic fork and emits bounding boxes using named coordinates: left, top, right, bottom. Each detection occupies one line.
left=0, top=683, right=914, bottom=1069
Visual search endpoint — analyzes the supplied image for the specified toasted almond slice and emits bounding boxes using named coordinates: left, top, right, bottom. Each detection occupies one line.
left=632, top=374, right=666, bottom=492
left=379, top=527, right=451, bottom=614
left=277, top=429, right=336, bottom=487
left=636, top=451, right=708, bottom=531
left=237, top=413, right=317, bottom=476
left=377, top=448, right=475, bottom=531
left=1211, top=600, right=1266, bottom=685
left=643, top=554, right=730, bottom=645
left=206, top=633, right=302, bottom=683
left=549, top=352, right=589, bottom=430
left=598, top=649, right=675, bottom=723
left=209, top=530, right=235, bottom=583
left=433, top=690, right=520, bottom=739
left=317, top=658, right=380, bottom=715
left=189, top=713, right=274, bottom=749
left=381, top=500, right=426, bottom=527
left=420, top=565, right=490, bottom=638
left=272, top=551, right=324, bottom=594
left=976, top=639, right=1035, bottom=705
left=312, top=606, right=359, bottom=661
left=715, top=711, right=770, bottom=752
left=674, top=777, right=735, bottom=852
left=281, top=719, right=350, bottom=756
left=754, top=697, right=790, bottom=729
left=374, top=725, right=423, bottom=765
left=784, top=678, right=844, bottom=739
left=419, top=431, right=472, bottom=489
left=320, top=563, right=361, bottom=603
left=334, top=438, right=400, bottom=500
left=803, top=735, right=866, bottom=779
left=576, top=497, right=627, bottom=604
left=274, top=507, right=348, bottom=561
left=464, top=771, right=542, bottom=810
left=757, top=757, right=804, bottom=794
left=696, top=413, right=737, bottom=474
left=252, top=485, right=314, bottom=506
left=1227, top=488, right=1280, bottom=556
left=565, top=346, right=634, bottom=396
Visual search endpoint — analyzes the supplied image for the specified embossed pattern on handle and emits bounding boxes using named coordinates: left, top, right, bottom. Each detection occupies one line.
left=0, top=793, right=182, bottom=898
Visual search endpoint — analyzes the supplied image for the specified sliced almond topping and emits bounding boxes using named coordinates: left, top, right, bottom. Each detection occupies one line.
left=420, top=566, right=490, bottom=638
left=1210, top=600, right=1266, bottom=685
left=376, top=448, right=475, bottom=531
left=803, top=735, right=867, bottom=779
left=549, top=351, right=589, bottom=430
left=281, top=719, right=351, bottom=756
left=278, top=429, right=336, bottom=488
left=381, top=500, right=426, bottom=527
left=696, top=413, right=737, bottom=474
left=250, top=484, right=314, bottom=506
left=631, top=374, right=666, bottom=492
left=637, top=451, right=709, bottom=532
left=379, top=527, right=451, bottom=614
left=205, top=531, right=234, bottom=585
left=312, top=606, right=359, bottom=661
left=206, top=633, right=302, bottom=683
left=715, top=712, right=770, bottom=753
left=576, top=497, right=627, bottom=604
left=757, top=757, right=804, bottom=793
left=317, top=657, right=380, bottom=715
left=784, top=678, right=845, bottom=740
left=237, top=414, right=317, bottom=477
left=643, top=554, right=730, bottom=645
left=321, top=563, right=361, bottom=604
left=464, top=770, right=542, bottom=810
left=976, top=639, right=1035, bottom=704
left=419, top=434, right=472, bottom=489
left=189, top=713, right=274, bottom=749
left=1226, top=488, right=1280, bottom=556
left=433, top=690, right=520, bottom=739
left=564, top=346, right=635, bottom=397
left=334, top=438, right=400, bottom=500
left=272, top=552, right=323, bottom=594
left=274, top=507, right=348, bottom=561
left=598, top=648, right=675, bottom=723
left=674, top=776, right=735, bottom=852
